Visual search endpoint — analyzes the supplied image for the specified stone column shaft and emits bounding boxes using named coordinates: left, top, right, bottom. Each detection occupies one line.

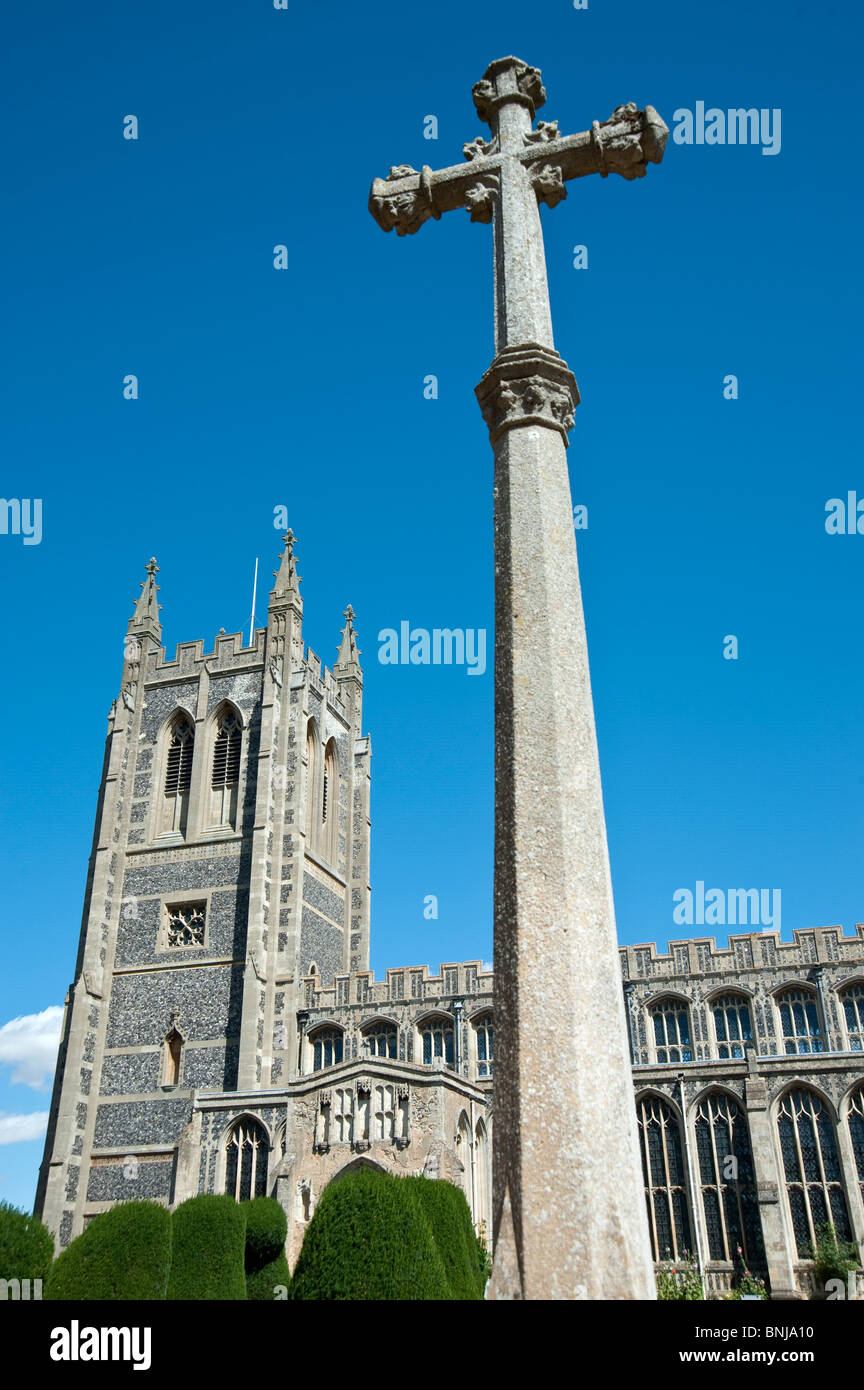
left=485, top=411, right=655, bottom=1299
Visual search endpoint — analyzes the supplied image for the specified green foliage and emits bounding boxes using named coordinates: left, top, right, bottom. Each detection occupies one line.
left=243, top=1196, right=287, bottom=1273
left=726, top=1271, right=769, bottom=1300
left=475, top=1223, right=493, bottom=1285
left=45, top=1201, right=171, bottom=1301
left=808, top=1223, right=860, bottom=1288
left=405, top=1177, right=486, bottom=1299
left=291, top=1167, right=455, bottom=1301
left=656, top=1252, right=704, bottom=1300
left=0, top=1202, right=54, bottom=1284
left=247, top=1251, right=291, bottom=1300
left=243, top=1195, right=289, bottom=1299
left=166, top=1194, right=247, bottom=1301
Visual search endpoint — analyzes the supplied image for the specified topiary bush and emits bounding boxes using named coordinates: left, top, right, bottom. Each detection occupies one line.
left=243, top=1196, right=290, bottom=1300
left=243, top=1196, right=286, bottom=1271
left=247, top=1251, right=291, bottom=1300
left=291, top=1167, right=452, bottom=1301
left=166, top=1194, right=247, bottom=1301
left=406, top=1177, right=486, bottom=1299
left=44, top=1201, right=172, bottom=1301
left=0, top=1202, right=54, bottom=1285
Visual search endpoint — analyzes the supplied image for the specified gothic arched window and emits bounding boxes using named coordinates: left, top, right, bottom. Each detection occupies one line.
left=322, top=738, right=338, bottom=861
left=475, top=1015, right=494, bottom=1077
left=776, top=1088, right=851, bottom=1256
left=311, top=1028, right=343, bottom=1071
left=225, top=1118, right=269, bottom=1202
left=841, top=984, right=864, bottom=1052
left=695, top=1092, right=765, bottom=1269
left=305, top=720, right=318, bottom=844
left=650, top=999, right=692, bottom=1063
left=210, top=707, right=241, bottom=828
left=637, top=1095, right=692, bottom=1261
left=363, top=1023, right=397, bottom=1059
left=420, top=1017, right=454, bottom=1067
left=848, top=1087, right=864, bottom=1208
left=776, top=989, right=823, bottom=1055
left=162, top=715, right=194, bottom=835
left=712, top=994, right=753, bottom=1060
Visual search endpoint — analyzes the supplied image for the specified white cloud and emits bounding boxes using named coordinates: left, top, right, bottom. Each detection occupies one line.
left=0, top=1006, right=63, bottom=1090
left=0, top=1112, right=50, bottom=1145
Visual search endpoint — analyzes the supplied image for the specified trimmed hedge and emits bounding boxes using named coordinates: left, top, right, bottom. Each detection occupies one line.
left=243, top=1196, right=289, bottom=1300
left=0, top=1202, right=54, bottom=1284
left=291, top=1167, right=455, bottom=1301
left=166, top=1194, right=247, bottom=1301
left=45, top=1201, right=171, bottom=1301
left=243, top=1197, right=286, bottom=1272
left=406, top=1177, right=486, bottom=1299
left=247, top=1252, right=291, bottom=1300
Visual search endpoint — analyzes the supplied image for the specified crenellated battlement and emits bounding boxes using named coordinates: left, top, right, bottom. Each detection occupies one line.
left=620, top=924, right=864, bottom=980
left=302, top=960, right=494, bottom=1012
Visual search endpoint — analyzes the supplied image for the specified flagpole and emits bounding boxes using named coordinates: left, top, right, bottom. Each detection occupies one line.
left=248, top=557, right=258, bottom=647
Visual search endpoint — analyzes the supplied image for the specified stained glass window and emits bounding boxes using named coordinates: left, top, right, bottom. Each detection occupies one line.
left=842, top=985, right=864, bottom=1051
left=312, top=1028, right=343, bottom=1071
left=476, top=1016, right=494, bottom=1077
left=225, top=1119, right=269, bottom=1201
left=637, top=1095, right=692, bottom=1261
left=776, top=990, right=823, bottom=1055
left=695, top=1092, right=765, bottom=1269
left=421, top=1019, right=454, bottom=1067
left=776, top=1088, right=851, bottom=1256
left=712, top=994, right=753, bottom=1060
left=650, top=999, right=692, bottom=1063
left=363, top=1024, right=397, bottom=1059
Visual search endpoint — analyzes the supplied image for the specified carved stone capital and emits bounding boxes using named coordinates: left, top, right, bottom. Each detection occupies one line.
left=475, top=344, right=580, bottom=446
left=473, top=58, right=546, bottom=125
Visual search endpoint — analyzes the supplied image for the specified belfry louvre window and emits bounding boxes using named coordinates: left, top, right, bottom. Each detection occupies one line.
left=637, top=1096, right=692, bottom=1262
left=841, top=984, right=864, bottom=1051
left=777, top=1088, right=851, bottom=1256
left=225, top=1119, right=269, bottom=1202
left=848, top=1088, right=864, bottom=1207
left=695, top=1093, right=765, bottom=1269
left=713, top=994, right=753, bottom=1060
left=210, top=709, right=241, bottom=829
left=650, top=999, right=692, bottom=1063
left=777, top=989, right=823, bottom=1055
left=166, top=902, right=206, bottom=947
left=162, top=717, right=194, bottom=834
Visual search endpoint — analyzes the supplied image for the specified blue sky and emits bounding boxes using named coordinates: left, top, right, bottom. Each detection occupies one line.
left=1, top=0, right=863, bottom=1210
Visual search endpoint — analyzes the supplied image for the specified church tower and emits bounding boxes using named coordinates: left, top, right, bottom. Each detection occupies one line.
left=35, top=534, right=371, bottom=1246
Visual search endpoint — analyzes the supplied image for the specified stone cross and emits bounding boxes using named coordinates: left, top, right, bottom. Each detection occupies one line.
left=369, top=57, right=667, bottom=1299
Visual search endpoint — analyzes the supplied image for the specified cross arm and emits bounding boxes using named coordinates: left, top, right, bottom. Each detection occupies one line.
left=519, top=104, right=668, bottom=207
left=369, top=155, right=502, bottom=237
left=368, top=103, right=667, bottom=237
